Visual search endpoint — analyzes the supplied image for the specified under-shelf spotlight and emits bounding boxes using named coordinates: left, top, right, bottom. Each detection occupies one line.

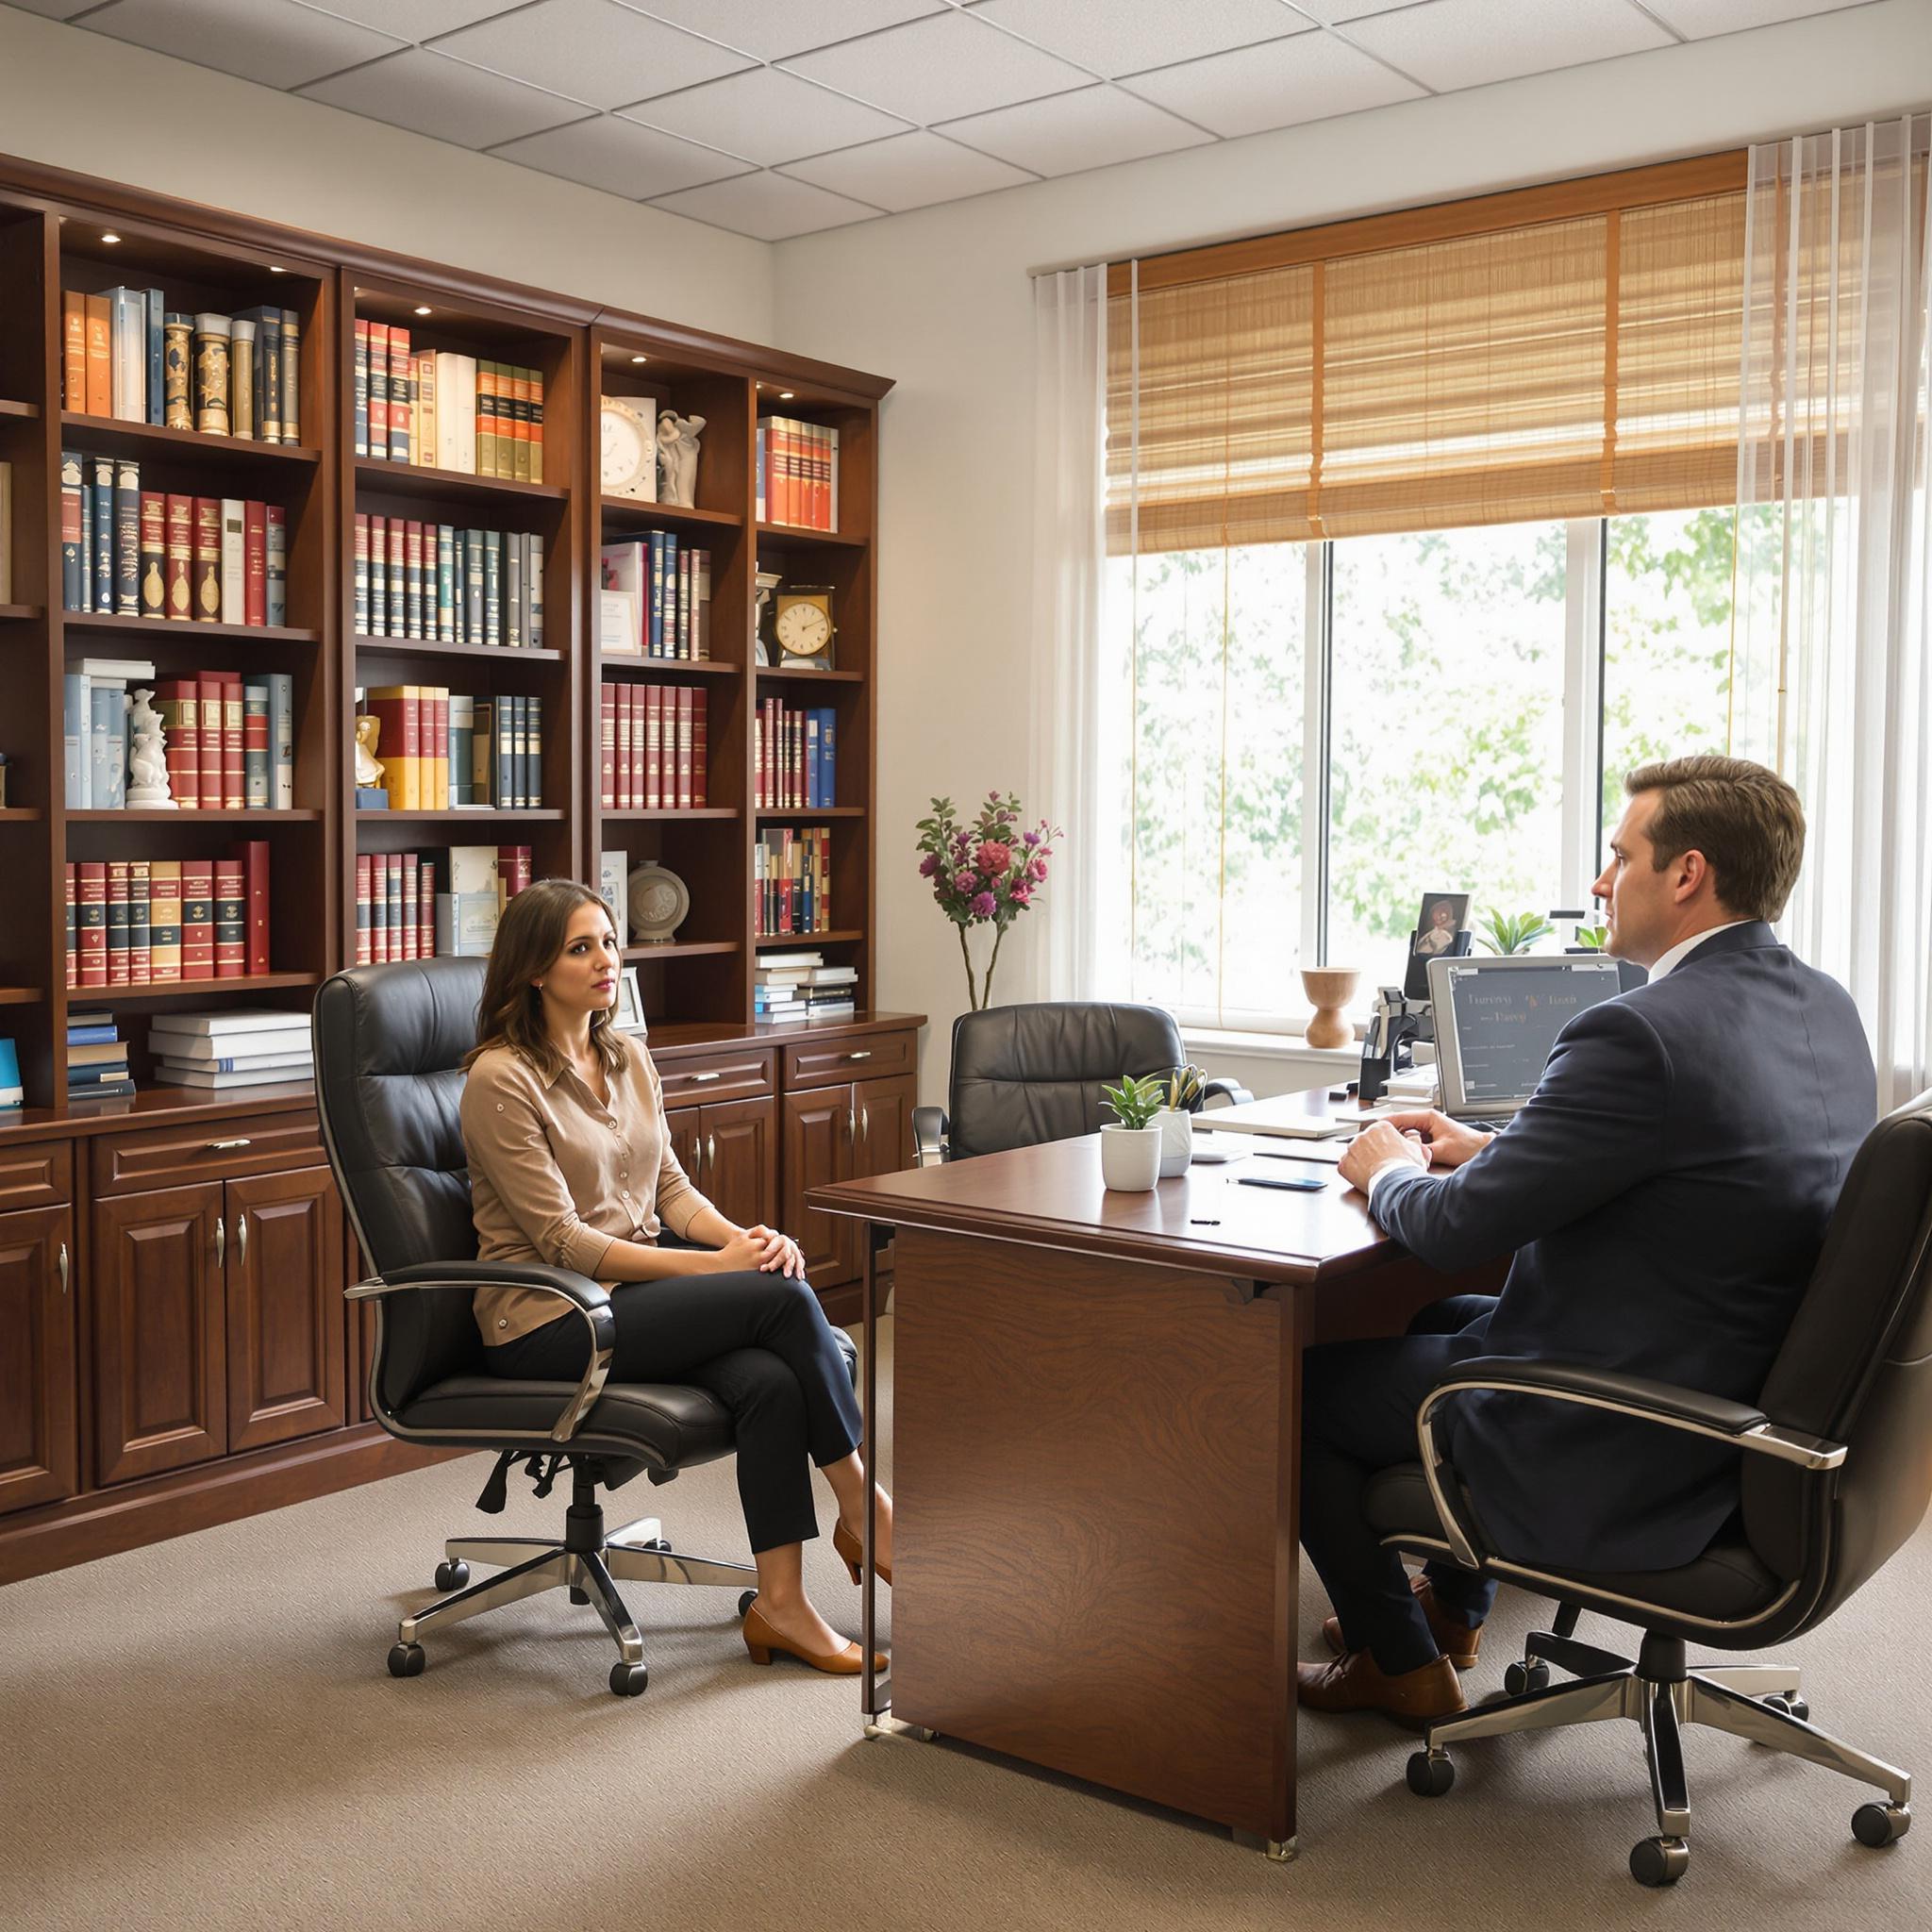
left=268, top=265, right=287, bottom=275
left=414, top=305, right=432, bottom=316
left=778, top=391, right=794, bottom=400
left=631, top=355, right=648, bottom=364
left=100, top=232, right=121, bottom=244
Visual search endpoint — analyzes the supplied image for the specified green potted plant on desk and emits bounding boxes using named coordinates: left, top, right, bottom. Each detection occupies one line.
left=1475, top=908, right=1557, bottom=955
left=1098, top=1074, right=1167, bottom=1191
left=1154, top=1063, right=1208, bottom=1177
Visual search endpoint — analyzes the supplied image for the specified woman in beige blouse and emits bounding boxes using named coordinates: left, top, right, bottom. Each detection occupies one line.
left=461, top=879, right=892, bottom=1676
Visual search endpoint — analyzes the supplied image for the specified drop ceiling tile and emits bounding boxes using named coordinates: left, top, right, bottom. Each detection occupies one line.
left=1342, top=0, right=1673, bottom=92
left=650, top=170, right=882, bottom=241
left=972, top=0, right=1315, bottom=78
left=1284, top=1, right=1434, bottom=21
left=427, top=0, right=750, bottom=111
left=292, top=0, right=523, bottom=36
left=780, top=128, right=1035, bottom=211
left=4, top=0, right=110, bottom=18
left=619, top=63, right=910, bottom=166
left=80, top=0, right=404, bottom=90
left=297, top=45, right=592, bottom=149
left=1123, top=30, right=1424, bottom=137
left=1641, top=0, right=1877, bottom=35
left=780, top=8, right=1095, bottom=124
left=623, top=0, right=948, bottom=61
left=489, top=111, right=752, bottom=198
left=940, top=84, right=1214, bottom=176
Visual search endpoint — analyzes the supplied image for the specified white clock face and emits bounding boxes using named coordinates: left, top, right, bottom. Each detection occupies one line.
left=774, top=602, right=830, bottom=655
left=601, top=406, right=644, bottom=491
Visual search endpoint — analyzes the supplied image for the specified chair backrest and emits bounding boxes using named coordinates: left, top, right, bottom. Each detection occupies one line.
left=312, top=958, right=487, bottom=1406
left=948, top=1001, right=1185, bottom=1160
left=1743, top=1088, right=1932, bottom=1615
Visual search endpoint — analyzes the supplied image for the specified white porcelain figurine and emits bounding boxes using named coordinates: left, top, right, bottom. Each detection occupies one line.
left=657, top=410, right=706, bottom=508
left=125, top=688, right=176, bottom=808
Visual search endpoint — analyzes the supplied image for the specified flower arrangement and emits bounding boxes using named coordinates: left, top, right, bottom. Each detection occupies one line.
left=1163, top=1064, right=1208, bottom=1114
left=915, top=791, right=1063, bottom=1010
left=1099, top=1073, right=1167, bottom=1131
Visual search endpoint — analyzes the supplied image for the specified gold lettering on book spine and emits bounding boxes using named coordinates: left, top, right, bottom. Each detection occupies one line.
left=193, top=329, right=230, bottom=436
left=163, top=320, right=192, bottom=430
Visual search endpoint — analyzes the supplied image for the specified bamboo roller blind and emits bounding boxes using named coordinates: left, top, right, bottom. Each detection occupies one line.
left=1107, top=156, right=1748, bottom=553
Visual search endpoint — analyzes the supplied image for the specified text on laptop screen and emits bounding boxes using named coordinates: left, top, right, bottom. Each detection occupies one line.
left=1440, top=959, right=1625, bottom=1106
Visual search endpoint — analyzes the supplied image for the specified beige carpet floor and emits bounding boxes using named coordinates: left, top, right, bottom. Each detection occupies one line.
left=3, top=1316, right=1928, bottom=1932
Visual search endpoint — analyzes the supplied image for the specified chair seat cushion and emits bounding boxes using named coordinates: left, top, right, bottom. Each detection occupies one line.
left=1365, top=1462, right=1785, bottom=1624
left=399, top=1375, right=739, bottom=1469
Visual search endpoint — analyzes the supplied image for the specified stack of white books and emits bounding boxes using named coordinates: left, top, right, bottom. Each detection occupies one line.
left=149, top=1008, right=313, bottom=1089
left=756, top=952, right=858, bottom=1025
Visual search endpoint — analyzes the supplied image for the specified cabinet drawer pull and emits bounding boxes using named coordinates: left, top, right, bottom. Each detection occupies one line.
left=57, top=1242, right=69, bottom=1295
left=214, top=1215, right=225, bottom=1267
left=204, top=1138, right=253, bottom=1152
left=845, top=1050, right=873, bottom=1062
left=689, top=1071, right=722, bottom=1084
left=237, top=1214, right=248, bottom=1267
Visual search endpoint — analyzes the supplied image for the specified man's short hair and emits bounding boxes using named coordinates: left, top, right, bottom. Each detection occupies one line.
left=1624, top=755, right=1806, bottom=922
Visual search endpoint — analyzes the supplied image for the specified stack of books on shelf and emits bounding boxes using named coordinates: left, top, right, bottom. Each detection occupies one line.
left=360, top=685, right=541, bottom=810
left=62, top=290, right=302, bottom=441
left=64, top=662, right=292, bottom=809
left=755, top=416, right=839, bottom=530
left=67, top=1008, right=133, bottom=1103
left=599, top=682, right=707, bottom=808
left=65, top=841, right=270, bottom=988
left=355, top=843, right=529, bottom=964
left=755, top=826, right=830, bottom=938
left=600, top=537, right=710, bottom=658
left=59, top=460, right=287, bottom=624
left=354, top=325, right=542, bottom=480
left=755, top=697, right=837, bottom=809
left=755, top=953, right=857, bottom=1026
left=149, top=1008, right=313, bottom=1091
left=355, top=518, right=543, bottom=646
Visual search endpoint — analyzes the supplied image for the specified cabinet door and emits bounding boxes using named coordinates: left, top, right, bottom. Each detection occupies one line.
left=782, top=1083, right=856, bottom=1287
left=853, top=1074, right=917, bottom=1186
left=92, top=1181, right=225, bottom=1486
left=225, top=1166, right=346, bottom=1455
left=663, top=1104, right=704, bottom=1193
left=701, top=1096, right=776, bottom=1233
left=0, top=1205, right=77, bottom=1515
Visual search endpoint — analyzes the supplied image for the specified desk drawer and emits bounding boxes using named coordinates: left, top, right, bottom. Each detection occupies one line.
left=655, top=1048, right=774, bottom=1108
left=0, top=1141, right=72, bottom=1212
left=92, top=1109, right=325, bottom=1197
left=783, top=1030, right=914, bottom=1091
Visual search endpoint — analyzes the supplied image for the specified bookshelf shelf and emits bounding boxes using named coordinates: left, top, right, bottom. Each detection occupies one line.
left=356, top=458, right=564, bottom=506
left=357, top=808, right=564, bottom=822
left=353, top=635, right=563, bottom=663
left=600, top=657, right=738, bottom=678
left=65, top=808, right=322, bottom=824
left=91, top=972, right=322, bottom=1005
left=756, top=929, right=863, bottom=948
left=0, top=397, right=41, bottom=419
left=623, top=941, right=740, bottom=961
left=0, top=986, right=44, bottom=1006
left=60, top=611, right=321, bottom=644
left=755, top=665, right=864, bottom=684
left=757, top=807, right=865, bottom=819
left=756, top=522, right=866, bottom=551
left=1, top=605, right=46, bottom=621
left=0, top=809, right=43, bottom=824
left=60, top=411, right=322, bottom=471
left=605, top=808, right=740, bottom=823
left=600, top=496, right=742, bottom=534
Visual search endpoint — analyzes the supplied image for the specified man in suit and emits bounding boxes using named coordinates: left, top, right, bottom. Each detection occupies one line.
left=1303, top=755, right=1875, bottom=1722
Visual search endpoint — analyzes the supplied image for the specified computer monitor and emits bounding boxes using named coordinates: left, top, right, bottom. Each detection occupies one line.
left=1426, top=954, right=1627, bottom=1119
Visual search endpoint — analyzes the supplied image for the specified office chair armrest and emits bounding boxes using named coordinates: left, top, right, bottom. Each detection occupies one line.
left=1200, top=1077, right=1254, bottom=1108
left=1412, top=1356, right=1847, bottom=1573
left=346, top=1261, right=616, bottom=1445
left=912, top=1105, right=949, bottom=1167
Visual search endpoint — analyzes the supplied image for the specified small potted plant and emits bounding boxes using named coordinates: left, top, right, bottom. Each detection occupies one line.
left=1475, top=908, right=1556, bottom=956
left=1155, top=1064, right=1208, bottom=1176
left=1098, top=1073, right=1167, bottom=1191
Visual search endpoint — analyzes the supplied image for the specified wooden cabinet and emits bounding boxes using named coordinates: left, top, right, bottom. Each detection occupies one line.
left=666, top=1092, right=777, bottom=1235
left=782, top=1071, right=917, bottom=1290
left=226, top=1167, right=346, bottom=1454
left=0, top=1204, right=77, bottom=1515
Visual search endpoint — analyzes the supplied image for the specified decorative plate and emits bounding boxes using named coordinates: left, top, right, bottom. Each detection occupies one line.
left=627, top=862, right=690, bottom=942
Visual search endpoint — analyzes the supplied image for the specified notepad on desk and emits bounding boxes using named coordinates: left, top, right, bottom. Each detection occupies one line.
left=1193, top=1097, right=1353, bottom=1141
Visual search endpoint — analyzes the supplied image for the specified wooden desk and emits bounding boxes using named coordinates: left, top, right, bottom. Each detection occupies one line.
left=809, top=1103, right=1501, bottom=1858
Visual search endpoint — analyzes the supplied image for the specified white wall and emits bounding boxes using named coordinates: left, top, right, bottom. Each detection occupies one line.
left=774, top=0, right=1932, bottom=1104
left=0, top=6, right=773, bottom=344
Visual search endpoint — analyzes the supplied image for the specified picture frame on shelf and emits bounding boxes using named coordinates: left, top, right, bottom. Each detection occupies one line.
left=612, top=965, right=646, bottom=1034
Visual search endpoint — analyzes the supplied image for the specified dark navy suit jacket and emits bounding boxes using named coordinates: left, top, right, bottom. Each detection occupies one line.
left=1373, top=921, right=1874, bottom=1573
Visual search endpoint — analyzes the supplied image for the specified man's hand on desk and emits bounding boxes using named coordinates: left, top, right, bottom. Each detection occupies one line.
left=1337, top=1119, right=1429, bottom=1193
left=1378, top=1109, right=1495, bottom=1171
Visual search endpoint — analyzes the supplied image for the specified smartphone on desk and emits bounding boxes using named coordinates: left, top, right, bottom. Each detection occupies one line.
left=1237, top=1174, right=1327, bottom=1192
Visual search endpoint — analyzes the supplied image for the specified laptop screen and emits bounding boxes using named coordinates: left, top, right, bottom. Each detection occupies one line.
left=1431, top=957, right=1626, bottom=1113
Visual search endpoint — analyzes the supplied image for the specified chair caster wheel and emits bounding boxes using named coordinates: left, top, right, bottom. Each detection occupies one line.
left=642, top=1537, right=672, bottom=1552
left=1406, top=1750, right=1455, bottom=1797
left=1629, top=1836, right=1690, bottom=1886
left=387, top=1642, right=425, bottom=1679
left=738, top=1590, right=758, bottom=1617
left=1787, top=1695, right=1809, bottom=1722
left=434, top=1559, right=469, bottom=1591
left=609, top=1662, right=649, bottom=1697
left=1853, top=1803, right=1909, bottom=1847
left=1505, top=1661, right=1551, bottom=1697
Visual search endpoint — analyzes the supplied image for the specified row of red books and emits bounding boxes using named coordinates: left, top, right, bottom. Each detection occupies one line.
left=757, top=415, right=840, bottom=531
left=354, top=845, right=529, bottom=966
left=65, top=842, right=271, bottom=989
left=599, top=682, right=708, bottom=811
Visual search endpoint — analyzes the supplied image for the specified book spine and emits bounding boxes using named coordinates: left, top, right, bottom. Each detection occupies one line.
left=244, top=499, right=267, bottom=627
left=193, top=313, right=231, bottom=436
left=355, top=853, right=372, bottom=966
left=229, top=317, right=256, bottom=441
left=354, top=511, right=369, bottom=634
left=600, top=683, right=614, bottom=808
left=220, top=497, right=246, bottom=625
left=155, top=681, right=197, bottom=811
left=195, top=674, right=222, bottom=811
left=506, top=532, right=522, bottom=650
left=146, top=289, right=165, bottom=428
left=483, top=531, right=501, bottom=647
left=405, top=518, right=424, bottom=640
left=241, top=839, right=271, bottom=977
left=181, top=859, right=214, bottom=979
left=437, top=525, right=455, bottom=643
left=367, top=321, right=389, bottom=461
left=464, top=529, right=482, bottom=644
left=149, top=860, right=182, bottom=981
left=165, top=493, right=192, bottom=620
left=387, top=325, right=411, bottom=465
left=266, top=504, right=287, bottom=627
left=527, top=366, right=543, bottom=484
left=85, top=294, right=111, bottom=416
left=214, top=859, right=246, bottom=977
left=128, top=858, right=151, bottom=985
left=59, top=451, right=83, bottom=610
left=139, top=491, right=166, bottom=618
left=62, top=675, right=86, bottom=808
left=280, top=308, right=300, bottom=444
left=430, top=687, right=449, bottom=810
left=415, top=349, right=437, bottom=469
left=269, top=673, right=293, bottom=809
left=107, top=860, right=129, bottom=988
left=694, top=689, right=708, bottom=806
left=353, top=319, right=369, bottom=458
left=243, top=682, right=270, bottom=808
left=113, top=459, right=141, bottom=614
left=162, top=313, right=193, bottom=430
left=526, top=693, right=541, bottom=808
left=90, top=454, right=113, bottom=615
left=64, top=865, right=76, bottom=989
left=224, top=675, right=245, bottom=809
left=192, top=496, right=222, bottom=622
left=62, top=291, right=86, bottom=410
left=77, top=862, right=107, bottom=989
left=476, top=362, right=497, bottom=477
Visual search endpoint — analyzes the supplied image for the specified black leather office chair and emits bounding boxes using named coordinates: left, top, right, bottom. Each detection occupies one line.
left=910, top=1001, right=1251, bottom=1164
left=1374, top=1087, right=1932, bottom=1884
left=313, top=957, right=852, bottom=1698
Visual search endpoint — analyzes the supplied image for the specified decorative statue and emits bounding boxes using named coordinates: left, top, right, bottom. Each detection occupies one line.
left=354, top=713, right=386, bottom=791
left=125, top=688, right=176, bottom=808
left=657, top=410, right=706, bottom=508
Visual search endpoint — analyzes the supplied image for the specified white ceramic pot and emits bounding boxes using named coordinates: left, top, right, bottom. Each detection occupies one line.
left=1100, top=1123, right=1163, bottom=1191
left=1154, top=1108, right=1193, bottom=1178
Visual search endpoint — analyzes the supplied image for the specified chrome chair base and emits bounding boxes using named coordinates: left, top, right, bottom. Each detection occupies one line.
left=1407, top=1626, right=1912, bottom=1884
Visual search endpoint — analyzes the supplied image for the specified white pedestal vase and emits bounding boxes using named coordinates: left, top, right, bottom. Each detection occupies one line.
left=1154, top=1108, right=1193, bottom=1178
left=1099, top=1123, right=1162, bottom=1191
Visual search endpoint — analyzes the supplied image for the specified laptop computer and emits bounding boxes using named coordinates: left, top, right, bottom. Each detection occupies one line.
left=1426, top=953, right=1627, bottom=1121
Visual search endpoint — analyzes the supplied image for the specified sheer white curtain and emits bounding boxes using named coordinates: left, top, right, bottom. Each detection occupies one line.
left=1025, top=265, right=1123, bottom=1000
left=1732, top=115, right=1932, bottom=1108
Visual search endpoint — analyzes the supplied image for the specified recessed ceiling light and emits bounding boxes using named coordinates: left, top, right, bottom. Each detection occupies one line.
left=414, top=305, right=432, bottom=317
left=630, top=355, right=648, bottom=364
left=100, top=232, right=121, bottom=244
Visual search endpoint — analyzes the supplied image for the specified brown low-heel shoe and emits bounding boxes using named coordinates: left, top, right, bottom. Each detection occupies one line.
left=1296, top=1649, right=1466, bottom=1726
left=741, top=1603, right=887, bottom=1675
left=832, top=1518, right=891, bottom=1588
left=1322, top=1574, right=1482, bottom=1671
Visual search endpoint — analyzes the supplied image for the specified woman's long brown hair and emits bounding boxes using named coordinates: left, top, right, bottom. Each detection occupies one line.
left=462, top=878, right=630, bottom=1082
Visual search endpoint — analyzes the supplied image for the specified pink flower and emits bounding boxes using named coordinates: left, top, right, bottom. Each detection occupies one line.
left=917, top=853, right=941, bottom=877
left=954, top=871, right=976, bottom=893
left=1010, top=883, right=1032, bottom=908
left=974, top=840, right=1011, bottom=874
left=1029, top=858, right=1048, bottom=882
left=970, top=891, right=998, bottom=919
left=1023, top=829, right=1041, bottom=847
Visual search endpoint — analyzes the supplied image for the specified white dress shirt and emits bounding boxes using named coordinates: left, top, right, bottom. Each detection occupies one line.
left=1359, top=923, right=1752, bottom=1216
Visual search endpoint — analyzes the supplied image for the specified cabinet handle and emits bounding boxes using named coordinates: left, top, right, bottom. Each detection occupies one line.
left=847, top=1106, right=856, bottom=1146
left=690, top=1133, right=703, bottom=1180
left=845, top=1050, right=872, bottom=1062
left=57, top=1242, right=69, bottom=1295
left=707, top=1132, right=717, bottom=1171
left=860, top=1106, right=870, bottom=1146
left=689, top=1070, right=722, bottom=1084
left=237, top=1214, right=248, bottom=1267
left=205, top=1138, right=252, bottom=1152
left=214, top=1215, right=225, bottom=1267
